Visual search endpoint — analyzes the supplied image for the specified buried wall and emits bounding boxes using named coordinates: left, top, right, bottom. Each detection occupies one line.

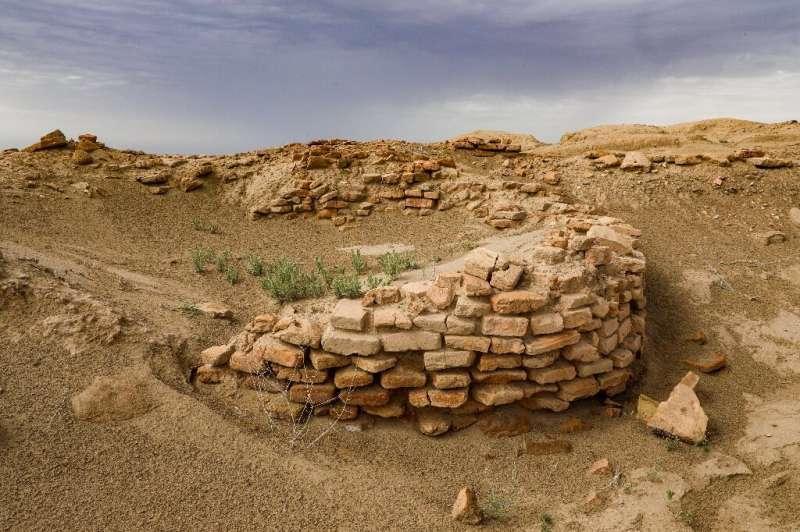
left=195, top=214, right=646, bottom=436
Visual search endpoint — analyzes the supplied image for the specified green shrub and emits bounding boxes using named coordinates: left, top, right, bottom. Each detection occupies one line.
left=215, top=250, right=230, bottom=272
left=350, top=249, right=366, bottom=274
left=178, top=301, right=199, bottom=316
left=245, top=254, right=264, bottom=276
left=190, top=247, right=214, bottom=273
left=331, top=272, right=362, bottom=298
left=480, top=492, right=511, bottom=522
left=262, top=258, right=324, bottom=302
left=224, top=265, right=239, bottom=285
left=378, top=251, right=417, bottom=280
left=366, top=273, right=389, bottom=290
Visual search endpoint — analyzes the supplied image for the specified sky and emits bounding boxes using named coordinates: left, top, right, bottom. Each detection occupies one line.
left=1, top=0, right=799, bottom=153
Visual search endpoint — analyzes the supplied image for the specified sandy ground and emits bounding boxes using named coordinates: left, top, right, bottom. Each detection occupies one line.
left=1, top=119, right=800, bottom=531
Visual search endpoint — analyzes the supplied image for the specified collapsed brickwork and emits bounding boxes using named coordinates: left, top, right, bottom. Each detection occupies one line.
left=194, top=213, right=646, bottom=436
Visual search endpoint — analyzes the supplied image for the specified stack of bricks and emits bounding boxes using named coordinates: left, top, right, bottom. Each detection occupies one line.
left=195, top=214, right=645, bottom=436
left=452, top=135, right=522, bottom=154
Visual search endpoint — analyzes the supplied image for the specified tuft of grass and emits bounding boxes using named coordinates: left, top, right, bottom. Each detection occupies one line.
left=480, top=492, right=511, bottom=522
left=331, top=272, right=362, bottom=298
left=224, top=265, right=239, bottom=285
left=665, top=437, right=681, bottom=452
left=178, top=301, right=199, bottom=316
left=190, top=247, right=214, bottom=273
left=366, top=273, right=389, bottom=290
left=245, top=254, right=264, bottom=276
left=350, top=249, right=366, bottom=274
left=215, top=250, right=231, bottom=272
left=666, top=489, right=675, bottom=501
left=378, top=251, right=417, bottom=280
left=191, top=218, right=221, bottom=234
left=261, top=258, right=324, bottom=303
left=315, top=256, right=334, bottom=288
left=540, top=513, right=554, bottom=532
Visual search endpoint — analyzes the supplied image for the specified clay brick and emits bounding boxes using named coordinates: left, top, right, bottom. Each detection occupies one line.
left=428, top=387, right=469, bottom=408
left=490, top=264, right=524, bottom=291
left=288, top=382, right=336, bottom=404
left=470, top=368, right=527, bottom=384
left=431, top=370, right=471, bottom=389
left=530, top=311, right=564, bottom=335
left=608, top=347, right=635, bottom=368
left=454, top=295, right=492, bottom=318
left=596, top=369, right=630, bottom=390
left=462, top=274, right=493, bottom=296
left=381, top=330, right=441, bottom=352
left=445, top=315, right=476, bottom=335
left=471, top=383, right=524, bottom=406
left=333, top=366, right=374, bottom=388
left=528, top=360, right=577, bottom=384
left=353, top=354, right=398, bottom=373
left=321, top=326, right=381, bottom=356
left=561, top=341, right=600, bottom=363
left=274, top=366, right=328, bottom=384
left=489, top=337, right=525, bottom=354
left=481, top=315, right=529, bottom=337
left=525, top=330, right=581, bottom=355
left=575, top=357, right=613, bottom=377
left=338, top=385, right=391, bottom=407
left=522, top=350, right=560, bottom=369
left=309, top=350, right=350, bottom=370
left=562, top=307, right=593, bottom=329
left=424, top=349, right=477, bottom=370
left=478, top=353, right=522, bottom=371
left=490, top=290, right=548, bottom=314
left=557, top=377, right=600, bottom=402
left=252, top=336, right=304, bottom=368
left=445, top=335, right=491, bottom=353
left=412, top=312, right=448, bottom=332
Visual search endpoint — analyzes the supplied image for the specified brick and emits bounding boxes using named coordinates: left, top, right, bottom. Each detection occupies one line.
left=471, top=383, right=525, bottom=406
left=361, top=286, right=401, bottom=306
left=598, top=333, right=619, bottom=355
left=490, top=264, right=523, bottom=291
left=288, top=382, right=336, bottom=404
left=338, top=385, right=391, bottom=407
left=470, top=368, right=527, bottom=384
left=428, top=387, right=469, bottom=408
left=274, top=366, right=328, bottom=384
left=426, top=283, right=455, bottom=309
left=596, top=369, right=630, bottom=390
left=353, top=353, right=398, bottom=373
left=424, top=349, right=476, bottom=370
left=309, top=349, right=350, bottom=370
left=200, top=344, right=233, bottom=367
left=445, top=335, right=491, bottom=353
left=622, top=333, right=642, bottom=352
left=562, top=307, right=593, bottom=329
left=252, top=336, right=304, bottom=368
left=405, top=197, right=435, bottom=209
left=608, top=347, right=635, bottom=368
left=527, top=360, right=576, bottom=384
left=520, top=393, right=570, bottom=412
left=321, top=326, right=381, bottom=356
left=408, top=388, right=430, bottom=407
left=617, top=318, right=632, bottom=341
left=559, top=292, right=596, bottom=310
left=380, top=360, right=427, bottom=388
left=463, top=247, right=499, bottom=280
left=518, top=382, right=559, bottom=398
left=557, top=377, right=600, bottom=402
left=446, top=315, right=476, bottom=334
left=462, top=274, right=493, bottom=296
left=481, top=315, right=529, bottom=337
left=600, top=318, right=619, bottom=337
left=490, top=290, right=548, bottom=314
left=431, top=370, right=471, bottom=389
left=561, top=341, right=600, bottom=363
left=525, top=330, right=581, bottom=355
left=530, top=312, right=564, bottom=335
left=373, top=307, right=412, bottom=330
left=454, top=295, right=492, bottom=317
left=381, top=330, right=441, bottom=352
left=591, top=299, right=610, bottom=318
left=363, top=395, right=407, bottom=418
left=329, top=403, right=359, bottom=420
left=587, top=225, right=634, bottom=254
left=522, top=350, right=559, bottom=369
left=478, top=353, right=522, bottom=372
left=489, top=337, right=525, bottom=354
left=575, top=357, right=613, bottom=377
left=331, top=299, right=369, bottom=331
left=413, top=312, right=448, bottom=332
left=333, top=366, right=374, bottom=388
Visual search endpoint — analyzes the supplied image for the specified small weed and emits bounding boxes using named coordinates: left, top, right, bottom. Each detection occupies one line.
left=315, top=256, right=334, bottom=288
left=215, top=250, right=231, bottom=272
left=666, top=489, right=674, bottom=500
left=190, top=247, right=214, bottom=273
left=262, top=258, right=324, bottom=303
left=331, top=272, right=362, bottom=298
left=665, top=437, right=681, bottom=452
left=678, top=510, right=694, bottom=525
left=178, top=301, right=199, bottom=316
left=350, top=249, right=367, bottom=274
left=480, top=492, right=510, bottom=522
left=224, top=265, right=239, bottom=285
left=366, top=273, right=389, bottom=290
left=378, top=251, right=417, bottom=280
left=245, top=254, right=264, bottom=276
left=696, top=438, right=711, bottom=453
left=540, top=513, right=554, bottom=532
left=191, top=218, right=221, bottom=234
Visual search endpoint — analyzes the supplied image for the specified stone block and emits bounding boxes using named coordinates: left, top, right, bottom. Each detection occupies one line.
left=381, top=330, right=442, bottom=352
left=444, top=335, right=491, bottom=353
left=321, top=325, right=381, bottom=356
left=530, top=312, right=564, bottom=335
left=333, top=366, right=374, bottom=388
left=471, top=383, right=525, bottom=406
left=424, top=349, right=477, bottom=370
left=331, top=299, right=369, bottom=331
left=490, top=264, right=524, bottom=291
left=353, top=353, right=398, bottom=373
left=527, top=360, right=577, bottom=384
left=470, top=368, right=527, bottom=384
left=478, top=353, right=522, bottom=372
left=338, top=385, right=391, bottom=407
left=454, top=295, right=492, bottom=318
left=525, top=330, right=580, bottom=355
left=575, top=357, right=613, bottom=377
left=428, top=387, right=469, bottom=408
left=431, top=370, right=471, bottom=389
left=445, top=315, right=476, bottom=334
left=252, top=336, right=304, bottom=368
left=489, top=337, right=525, bottom=354
left=481, top=315, right=529, bottom=337
left=490, top=289, right=548, bottom=314
left=521, top=351, right=560, bottom=369
left=557, top=377, right=600, bottom=402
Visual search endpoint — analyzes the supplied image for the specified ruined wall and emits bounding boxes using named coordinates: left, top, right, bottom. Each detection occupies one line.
left=195, top=213, right=646, bottom=436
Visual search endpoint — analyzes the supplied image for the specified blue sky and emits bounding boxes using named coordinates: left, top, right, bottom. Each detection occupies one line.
left=1, top=1, right=798, bottom=153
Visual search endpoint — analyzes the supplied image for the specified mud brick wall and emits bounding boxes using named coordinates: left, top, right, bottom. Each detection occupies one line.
left=195, top=214, right=646, bottom=436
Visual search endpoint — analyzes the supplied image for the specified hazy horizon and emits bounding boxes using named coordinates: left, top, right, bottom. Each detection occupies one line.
left=2, top=1, right=799, bottom=153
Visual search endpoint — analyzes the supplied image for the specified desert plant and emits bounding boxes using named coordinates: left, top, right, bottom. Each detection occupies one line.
left=366, top=273, right=389, bottom=290
left=191, top=218, right=221, bottom=234
left=262, top=258, right=324, bottom=303
left=480, top=492, right=510, bottom=522
left=350, top=249, right=366, bottom=274
left=331, top=272, right=362, bottom=298
left=540, top=513, right=554, bottom=532
left=378, top=251, right=417, bottom=280
left=224, top=265, right=239, bottom=285
left=190, top=247, right=214, bottom=273
left=215, top=250, right=231, bottom=272
left=245, top=254, right=264, bottom=276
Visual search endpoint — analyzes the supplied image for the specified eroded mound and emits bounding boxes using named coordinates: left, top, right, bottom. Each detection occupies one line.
left=192, top=214, right=645, bottom=436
